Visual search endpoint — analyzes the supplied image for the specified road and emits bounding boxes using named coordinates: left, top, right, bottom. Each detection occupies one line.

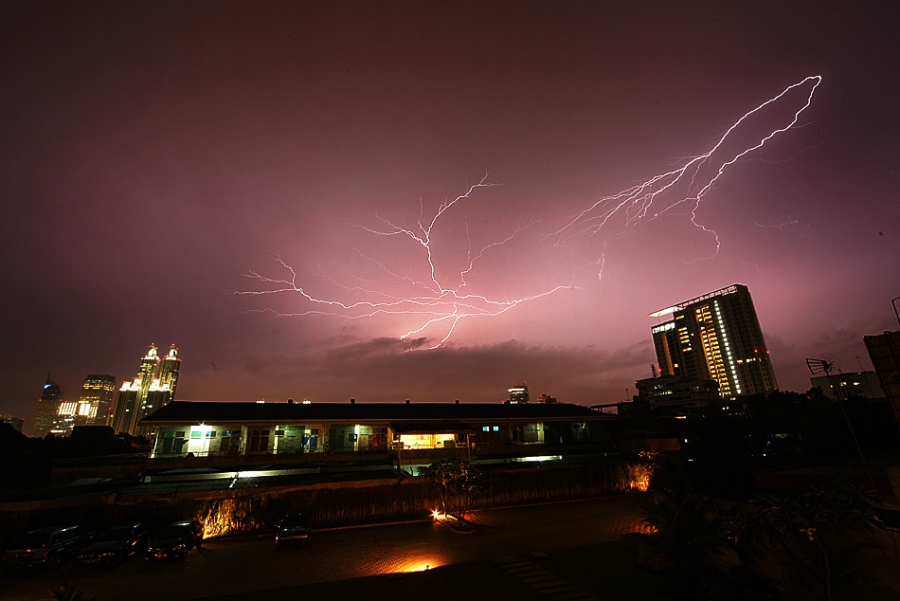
left=1, top=494, right=645, bottom=601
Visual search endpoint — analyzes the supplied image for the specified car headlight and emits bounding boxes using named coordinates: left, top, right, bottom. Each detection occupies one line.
left=173, top=544, right=186, bottom=551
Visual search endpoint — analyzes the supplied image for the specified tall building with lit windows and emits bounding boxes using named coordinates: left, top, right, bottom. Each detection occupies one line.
left=110, top=345, right=180, bottom=435
left=74, top=374, right=117, bottom=427
left=31, top=374, right=64, bottom=438
left=650, top=284, right=778, bottom=399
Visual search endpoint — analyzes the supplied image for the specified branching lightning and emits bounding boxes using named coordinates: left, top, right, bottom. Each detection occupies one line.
left=238, top=76, right=822, bottom=347
left=237, top=175, right=572, bottom=349
left=547, top=75, right=822, bottom=276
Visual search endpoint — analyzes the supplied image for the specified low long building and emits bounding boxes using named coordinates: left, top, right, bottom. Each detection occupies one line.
left=141, top=400, right=613, bottom=461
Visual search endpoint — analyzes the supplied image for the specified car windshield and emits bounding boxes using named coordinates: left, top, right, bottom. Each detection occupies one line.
left=157, top=525, right=192, bottom=539
left=96, top=527, right=132, bottom=542
left=280, top=514, right=309, bottom=527
left=12, top=533, right=50, bottom=549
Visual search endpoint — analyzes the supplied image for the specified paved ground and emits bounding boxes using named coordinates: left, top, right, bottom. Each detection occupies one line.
left=1, top=494, right=652, bottom=601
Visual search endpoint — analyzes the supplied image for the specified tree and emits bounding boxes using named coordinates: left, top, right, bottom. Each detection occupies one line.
left=419, top=458, right=485, bottom=517
left=721, top=482, right=898, bottom=601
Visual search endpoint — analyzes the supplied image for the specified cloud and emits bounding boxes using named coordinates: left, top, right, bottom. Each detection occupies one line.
left=181, top=335, right=653, bottom=405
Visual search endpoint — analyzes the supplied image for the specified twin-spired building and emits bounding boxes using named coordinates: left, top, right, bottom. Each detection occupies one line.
left=649, top=284, right=778, bottom=399
left=110, top=344, right=181, bottom=436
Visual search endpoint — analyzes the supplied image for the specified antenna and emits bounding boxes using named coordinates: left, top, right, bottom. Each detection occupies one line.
left=805, top=358, right=876, bottom=491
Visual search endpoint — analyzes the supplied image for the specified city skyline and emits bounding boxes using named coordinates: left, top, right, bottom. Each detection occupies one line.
left=2, top=2, right=899, bottom=425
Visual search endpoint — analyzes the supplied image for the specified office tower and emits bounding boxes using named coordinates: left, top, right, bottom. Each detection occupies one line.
left=110, top=344, right=181, bottom=435
left=74, top=374, right=117, bottom=427
left=111, top=345, right=161, bottom=435
left=31, top=374, right=64, bottom=438
left=864, top=330, right=900, bottom=429
left=158, top=345, right=181, bottom=397
left=506, top=383, right=530, bottom=404
left=650, top=284, right=778, bottom=399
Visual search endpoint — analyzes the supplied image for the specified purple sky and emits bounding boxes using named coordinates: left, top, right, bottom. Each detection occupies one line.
left=2, top=2, right=898, bottom=427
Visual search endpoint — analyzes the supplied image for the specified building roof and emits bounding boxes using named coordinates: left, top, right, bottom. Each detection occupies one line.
left=389, top=420, right=475, bottom=433
left=141, top=401, right=607, bottom=424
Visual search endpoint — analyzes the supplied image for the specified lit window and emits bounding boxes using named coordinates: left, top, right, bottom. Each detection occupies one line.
left=492, top=426, right=499, bottom=432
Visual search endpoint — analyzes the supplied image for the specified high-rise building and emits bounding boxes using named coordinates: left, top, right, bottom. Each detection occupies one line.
left=650, top=284, right=778, bottom=399
left=74, top=374, right=117, bottom=427
left=110, top=344, right=181, bottom=435
left=506, top=383, right=530, bottom=404
left=31, top=374, right=64, bottom=438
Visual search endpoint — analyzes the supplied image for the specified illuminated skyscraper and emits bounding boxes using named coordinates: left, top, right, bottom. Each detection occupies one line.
left=111, top=345, right=161, bottom=435
left=138, top=346, right=181, bottom=434
left=506, top=383, right=530, bottom=404
left=650, top=284, right=778, bottom=399
left=74, top=374, right=117, bottom=427
left=31, top=374, right=64, bottom=438
left=110, top=345, right=182, bottom=435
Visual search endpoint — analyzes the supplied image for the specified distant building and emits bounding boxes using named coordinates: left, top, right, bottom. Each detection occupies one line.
left=31, top=374, right=64, bottom=438
left=537, top=393, right=558, bottom=404
left=635, top=375, right=722, bottom=416
left=864, top=330, right=900, bottom=428
left=650, top=284, right=778, bottom=399
left=74, top=374, right=117, bottom=427
left=1, top=415, right=25, bottom=432
left=506, top=383, right=530, bottom=404
left=111, top=345, right=181, bottom=435
left=809, top=371, right=885, bottom=400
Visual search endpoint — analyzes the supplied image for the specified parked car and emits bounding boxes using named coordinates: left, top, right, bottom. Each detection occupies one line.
left=275, top=512, right=310, bottom=548
left=76, top=523, right=151, bottom=565
left=145, top=520, right=203, bottom=561
left=2, top=526, right=92, bottom=572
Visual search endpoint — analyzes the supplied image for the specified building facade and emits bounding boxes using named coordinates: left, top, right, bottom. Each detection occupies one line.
left=141, top=401, right=613, bottom=463
left=110, top=345, right=181, bottom=435
left=1, top=415, right=25, bottom=432
left=634, top=375, right=723, bottom=416
left=809, top=371, right=886, bottom=401
left=31, top=375, right=64, bottom=438
left=73, top=374, right=117, bottom=428
left=865, top=330, right=900, bottom=429
left=650, top=284, right=778, bottom=399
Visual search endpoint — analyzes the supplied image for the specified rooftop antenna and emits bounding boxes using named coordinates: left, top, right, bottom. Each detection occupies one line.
left=806, top=357, right=876, bottom=491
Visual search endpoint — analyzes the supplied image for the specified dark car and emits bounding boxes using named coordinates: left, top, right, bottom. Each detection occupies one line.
left=275, top=513, right=310, bottom=548
left=145, top=520, right=203, bottom=561
left=2, top=526, right=92, bottom=572
left=76, top=523, right=151, bottom=565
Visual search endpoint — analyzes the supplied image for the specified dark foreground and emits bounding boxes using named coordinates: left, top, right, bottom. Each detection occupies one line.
left=3, top=494, right=665, bottom=601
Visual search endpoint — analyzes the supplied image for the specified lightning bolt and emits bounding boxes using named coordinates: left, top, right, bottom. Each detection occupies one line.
left=237, top=175, right=573, bottom=349
left=547, top=75, right=822, bottom=275
left=238, top=76, right=822, bottom=346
